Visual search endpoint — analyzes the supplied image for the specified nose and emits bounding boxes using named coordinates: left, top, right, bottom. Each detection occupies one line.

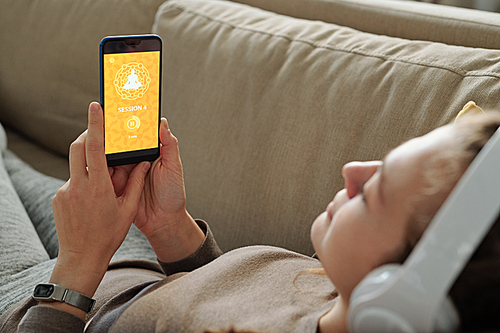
left=342, top=161, right=382, bottom=199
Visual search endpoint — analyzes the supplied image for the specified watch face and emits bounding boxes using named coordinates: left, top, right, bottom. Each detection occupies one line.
left=34, top=284, right=54, bottom=297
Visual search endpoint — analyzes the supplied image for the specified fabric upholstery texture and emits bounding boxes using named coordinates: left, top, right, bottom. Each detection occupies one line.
left=4, top=128, right=69, bottom=181
left=3, top=0, right=500, bottom=254
left=0, top=0, right=166, bottom=156
left=231, top=0, right=500, bottom=49
left=0, top=150, right=52, bottom=315
left=153, top=0, right=500, bottom=254
left=0, top=123, right=6, bottom=153
left=3, top=150, right=63, bottom=259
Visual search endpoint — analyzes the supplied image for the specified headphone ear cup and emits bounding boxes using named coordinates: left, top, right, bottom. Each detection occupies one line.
left=434, top=296, right=460, bottom=333
left=350, top=264, right=400, bottom=302
left=348, top=264, right=460, bottom=333
left=348, top=264, right=416, bottom=333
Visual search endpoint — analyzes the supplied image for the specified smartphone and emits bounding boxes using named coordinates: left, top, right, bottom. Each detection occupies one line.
left=100, top=34, right=162, bottom=167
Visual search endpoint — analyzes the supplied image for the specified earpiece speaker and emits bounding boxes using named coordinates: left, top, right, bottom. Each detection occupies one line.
left=348, top=264, right=459, bottom=333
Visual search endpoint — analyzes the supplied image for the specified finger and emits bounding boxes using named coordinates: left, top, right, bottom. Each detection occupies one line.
left=68, top=130, right=88, bottom=180
left=110, top=164, right=137, bottom=197
left=85, top=102, right=108, bottom=180
left=160, top=118, right=181, bottom=164
left=115, top=164, right=136, bottom=174
left=159, top=117, right=169, bottom=146
left=122, top=162, right=151, bottom=209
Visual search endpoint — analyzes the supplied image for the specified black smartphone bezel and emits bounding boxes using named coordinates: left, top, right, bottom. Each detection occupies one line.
left=99, top=34, right=162, bottom=167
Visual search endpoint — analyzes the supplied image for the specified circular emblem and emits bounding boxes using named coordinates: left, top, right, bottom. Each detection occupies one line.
left=126, top=116, right=141, bottom=130
left=114, top=62, right=151, bottom=100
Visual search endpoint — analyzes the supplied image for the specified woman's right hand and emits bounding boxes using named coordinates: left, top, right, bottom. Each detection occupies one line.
left=133, top=118, right=205, bottom=262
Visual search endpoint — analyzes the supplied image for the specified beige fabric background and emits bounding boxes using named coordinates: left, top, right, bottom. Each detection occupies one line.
left=0, top=0, right=166, bottom=156
left=154, top=0, right=500, bottom=254
left=2, top=0, right=500, bottom=254
left=231, top=0, right=500, bottom=49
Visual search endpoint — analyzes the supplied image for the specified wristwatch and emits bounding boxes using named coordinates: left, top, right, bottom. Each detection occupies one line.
left=32, top=283, right=96, bottom=313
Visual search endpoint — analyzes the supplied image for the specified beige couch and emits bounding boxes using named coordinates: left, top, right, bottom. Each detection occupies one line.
left=2, top=0, right=500, bottom=258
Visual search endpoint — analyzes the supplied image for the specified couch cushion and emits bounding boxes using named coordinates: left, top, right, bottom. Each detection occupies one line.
left=153, top=0, right=500, bottom=254
left=0, top=0, right=166, bottom=156
left=231, top=0, right=500, bottom=49
left=5, top=127, right=70, bottom=181
left=0, top=123, right=6, bottom=153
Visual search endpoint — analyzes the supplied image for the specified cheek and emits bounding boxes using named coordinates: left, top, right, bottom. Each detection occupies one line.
left=311, top=211, right=330, bottom=254
left=314, top=205, right=368, bottom=286
left=311, top=209, right=346, bottom=265
left=312, top=190, right=350, bottom=252
left=322, top=209, right=348, bottom=258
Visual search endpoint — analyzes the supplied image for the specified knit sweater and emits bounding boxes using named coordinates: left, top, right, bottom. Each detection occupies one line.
left=1, top=221, right=336, bottom=332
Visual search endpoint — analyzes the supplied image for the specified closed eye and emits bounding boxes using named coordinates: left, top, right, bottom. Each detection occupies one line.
left=360, top=187, right=368, bottom=204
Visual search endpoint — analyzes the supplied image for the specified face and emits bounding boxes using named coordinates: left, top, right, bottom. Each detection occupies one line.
left=311, top=124, right=457, bottom=300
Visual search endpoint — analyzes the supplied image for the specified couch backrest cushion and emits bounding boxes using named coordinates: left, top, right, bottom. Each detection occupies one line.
left=153, top=0, right=500, bottom=254
left=0, top=0, right=166, bottom=155
left=231, top=0, right=500, bottom=50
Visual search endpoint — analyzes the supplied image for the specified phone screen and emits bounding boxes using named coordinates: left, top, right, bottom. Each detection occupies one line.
left=102, top=50, right=160, bottom=156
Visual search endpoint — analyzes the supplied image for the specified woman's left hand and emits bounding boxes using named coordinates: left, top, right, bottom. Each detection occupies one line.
left=43, top=102, right=150, bottom=319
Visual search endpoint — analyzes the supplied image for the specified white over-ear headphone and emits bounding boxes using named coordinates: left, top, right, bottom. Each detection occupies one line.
left=348, top=128, right=500, bottom=333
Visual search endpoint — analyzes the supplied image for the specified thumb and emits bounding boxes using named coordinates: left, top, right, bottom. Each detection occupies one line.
left=160, top=117, right=181, bottom=165
left=122, top=161, right=151, bottom=207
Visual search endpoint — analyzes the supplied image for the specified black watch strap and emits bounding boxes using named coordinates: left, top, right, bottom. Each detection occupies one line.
left=33, top=283, right=96, bottom=313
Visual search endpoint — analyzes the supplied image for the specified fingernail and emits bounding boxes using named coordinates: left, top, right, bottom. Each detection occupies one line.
left=143, top=162, right=151, bottom=172
left=90, top=102, right=99, bottom=113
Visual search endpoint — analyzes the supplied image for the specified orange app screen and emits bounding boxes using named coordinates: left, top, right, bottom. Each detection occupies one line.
left=103, top=51, right=160, bottom=155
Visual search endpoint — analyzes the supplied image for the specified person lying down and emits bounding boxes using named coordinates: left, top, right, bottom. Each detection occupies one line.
left=0, top=102, right=498, bottom=332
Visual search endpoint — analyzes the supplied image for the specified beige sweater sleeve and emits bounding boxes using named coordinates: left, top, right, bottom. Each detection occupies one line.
left=158, top=220, right=223, bottom=276
left=16, top=220, right=222, bottom=333
left=17, top=306, right=85, bottom=333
